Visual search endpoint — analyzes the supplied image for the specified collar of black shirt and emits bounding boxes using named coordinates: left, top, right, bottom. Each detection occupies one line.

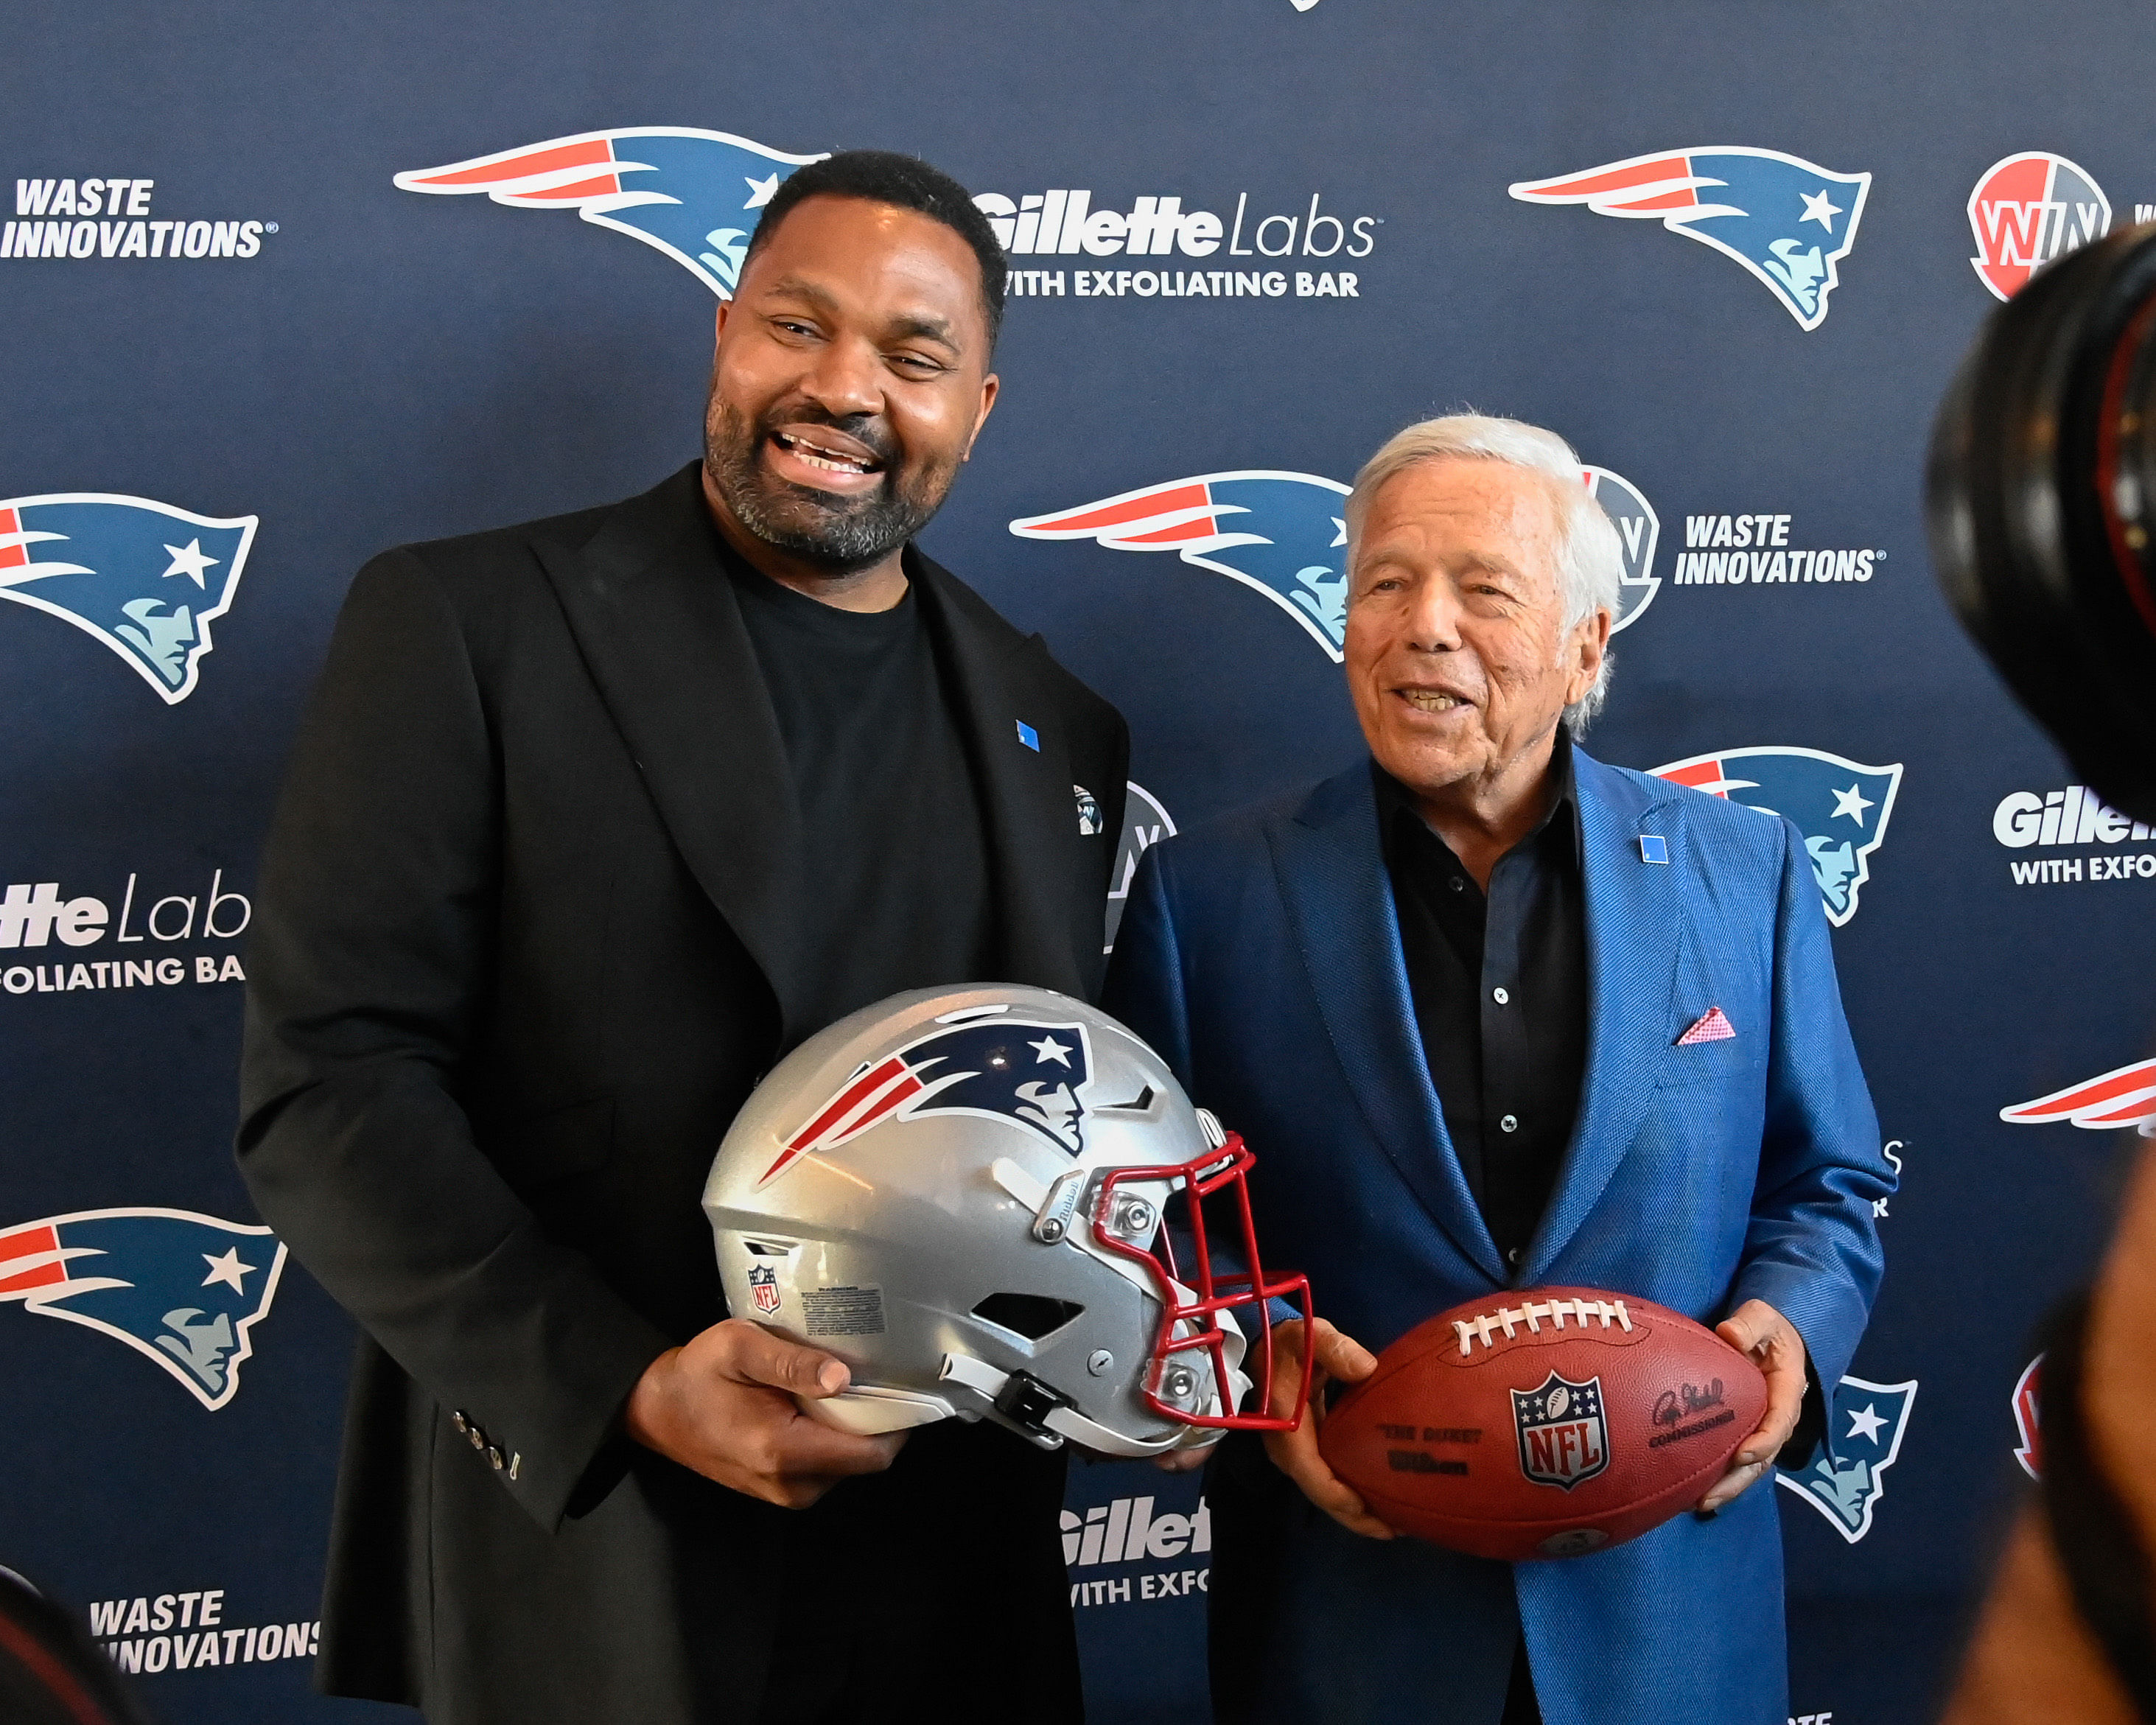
left=1371, top=727, right=1584, bottom=886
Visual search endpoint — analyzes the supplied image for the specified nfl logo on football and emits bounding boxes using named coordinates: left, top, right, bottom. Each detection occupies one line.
left=1513, top=1373, right=1609, bottom=1489
left=747, top=1264, right=781, bottom=1316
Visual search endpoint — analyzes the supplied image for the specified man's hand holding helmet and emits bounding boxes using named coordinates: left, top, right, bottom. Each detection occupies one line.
left=625, top=1318, right=907, bottom=1508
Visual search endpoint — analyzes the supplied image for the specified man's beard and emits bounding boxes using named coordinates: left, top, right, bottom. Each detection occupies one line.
left=704, top=396, right=952, bottom=573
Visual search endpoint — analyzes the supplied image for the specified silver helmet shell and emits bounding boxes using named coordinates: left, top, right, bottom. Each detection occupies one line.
left=705, top=985, right=1266, bottom=1456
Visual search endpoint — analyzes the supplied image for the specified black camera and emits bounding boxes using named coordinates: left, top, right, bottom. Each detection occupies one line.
left=1929, top=223, right=2156, bottom=823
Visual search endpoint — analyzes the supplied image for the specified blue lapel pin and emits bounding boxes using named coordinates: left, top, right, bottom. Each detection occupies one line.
left=1015, top=719, right=1040, bottom=752
left=1638, top=833, right=1669, bottom=864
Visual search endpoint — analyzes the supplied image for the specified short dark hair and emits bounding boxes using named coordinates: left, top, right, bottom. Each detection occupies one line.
left=741, top=150, right=1007, bottom=351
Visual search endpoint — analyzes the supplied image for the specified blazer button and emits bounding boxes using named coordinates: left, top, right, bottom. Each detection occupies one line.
left=468, top=1426, right=486, bottom=1450
left=488, top=1446, right=505, bottom=1471
left=451, top=1410, right=469, bottom=1434
left=1500, top=1114, right=1519, bottom=1133
left=508, top=1453, right=522, bottom=1482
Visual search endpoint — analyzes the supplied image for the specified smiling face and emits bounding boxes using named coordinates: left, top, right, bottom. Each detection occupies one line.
left=702, top=195, right=998, bottom=581
left=1345, top=458, right=1609, bottom=811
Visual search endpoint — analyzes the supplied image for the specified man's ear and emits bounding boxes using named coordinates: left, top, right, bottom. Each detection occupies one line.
left=961, top=372, right=1001, bottom=463
left=1567, top=608, right=1613, bottom=702
left=714, top=301, right=732, bottom=346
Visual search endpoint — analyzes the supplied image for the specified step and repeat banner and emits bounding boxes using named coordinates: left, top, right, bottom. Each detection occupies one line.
left=5, top=4, right=2155, bottom=1721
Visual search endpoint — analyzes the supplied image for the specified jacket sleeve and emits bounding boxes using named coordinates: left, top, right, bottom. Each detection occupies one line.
left=236, top=550, right=672, bottom=1533
left=1729, top=814, right=1896, bottom=1393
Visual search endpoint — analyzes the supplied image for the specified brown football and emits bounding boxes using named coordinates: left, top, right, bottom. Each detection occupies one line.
left=1317, top=1287, right=1768, bottom=1561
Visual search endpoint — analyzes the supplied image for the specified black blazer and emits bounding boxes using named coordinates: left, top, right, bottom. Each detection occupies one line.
left=237, top=465, right=1127, bottom=1723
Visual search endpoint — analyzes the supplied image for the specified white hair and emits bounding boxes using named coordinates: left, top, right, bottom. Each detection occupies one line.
left=1345, top=413, right=1623, bottom=729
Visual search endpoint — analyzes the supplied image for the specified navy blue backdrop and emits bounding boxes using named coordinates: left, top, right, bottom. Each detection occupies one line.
left=6, top=4, right=2155, bottom=1721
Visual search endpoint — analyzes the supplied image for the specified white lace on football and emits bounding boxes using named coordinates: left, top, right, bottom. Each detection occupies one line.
left=1452, top=1297, right=1633, bottom=1355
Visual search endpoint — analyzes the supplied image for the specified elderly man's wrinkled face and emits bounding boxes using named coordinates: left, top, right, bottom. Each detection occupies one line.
left=1345, top=459, right=1607, bottom=801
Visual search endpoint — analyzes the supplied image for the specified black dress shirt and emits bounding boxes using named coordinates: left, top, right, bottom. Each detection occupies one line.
left=1377, top=729, right=1588, bottom=1270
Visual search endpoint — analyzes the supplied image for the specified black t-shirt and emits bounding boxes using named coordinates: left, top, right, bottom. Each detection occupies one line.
left=727, top=546, right=997, bottom=1036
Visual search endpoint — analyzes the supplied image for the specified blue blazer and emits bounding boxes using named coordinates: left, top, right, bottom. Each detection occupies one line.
left=1104, top=750, right=1891, bottom=1725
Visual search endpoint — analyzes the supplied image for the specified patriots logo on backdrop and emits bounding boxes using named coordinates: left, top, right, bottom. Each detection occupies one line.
left=1105, top=781, right=1178, bottom=954
left=1651, top=746, right=1903, bottom=927
left=1967, top=153, right=2110, bottom=302
left=1509, top=148, right=1872, bottom=332
left=1012, top=472, right=1354, bottom=657
left=395, top=128, right=827, bottom=299
left=763, top=1010, right=1095, bottom=1188
left=1014, top=464, right=1661, bottom=659
left=1777, top=1375, right=1917, bottom=1542
left=0, top=1208, right=286, bottom=1410
left=2000, top=1058, right=2156, bottom=1136
left=0, top=495, right=256, bottom=704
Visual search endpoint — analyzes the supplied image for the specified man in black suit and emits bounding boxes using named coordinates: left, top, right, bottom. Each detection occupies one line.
left=238, top=152, right=1126, bottom=1725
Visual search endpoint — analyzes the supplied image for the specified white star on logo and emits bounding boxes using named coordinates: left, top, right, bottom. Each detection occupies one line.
left=744, top=172, right=780, bottom=209
left=1029, top=1035, right=1074, bottom=1067
left=1845, top=1402, right=1887, bottom=1444
left=200, top=1248, right=255, bottom=1293
left=161, top=539, right=219, bottom=588
left=1830, top=783, right=1875, bottom=825
left=1330, top=517, right=1348, bottom=549
left=1800, top=189, right=1843, bottom=231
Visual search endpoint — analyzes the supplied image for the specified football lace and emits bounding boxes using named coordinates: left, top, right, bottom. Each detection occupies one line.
left=1452, top=1297, right=1633, bottom=1355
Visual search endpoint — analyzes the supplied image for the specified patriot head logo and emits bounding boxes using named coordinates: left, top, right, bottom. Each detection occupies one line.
left=1013, top=472, right=1352, bottom=657
left=0, top=1208, right=285, bottom=1410
left=1013, top=463, right=1659, bottom=659
left=1777, top=1374, right=1917, bottom=1542
left=2001, top=1057, right=2156, bottom=1136
left=1967, top=152, right=2111, bottom=302
left=1652, top=746, right=1903, bottom=926
left=1510, top=148, right=1872, bottom=332
left=395, top=127, right=827, bottom=298
left=0, top=495, right=255, bottom=703
left=763, top=1011, right=1095, bottom=1188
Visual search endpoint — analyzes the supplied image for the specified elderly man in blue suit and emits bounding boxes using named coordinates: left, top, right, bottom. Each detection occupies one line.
left=1107, top=413, right=1892, bottom=1725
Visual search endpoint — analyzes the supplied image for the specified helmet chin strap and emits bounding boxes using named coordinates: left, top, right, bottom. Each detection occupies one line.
left=937, top=1351, right=1211, bottom=1457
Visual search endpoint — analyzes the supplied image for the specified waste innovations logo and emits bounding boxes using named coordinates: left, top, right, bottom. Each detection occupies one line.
left=1967, top=153, right=2111, bottom=301
left=0, top=494, right=255, bottom=703
left=1991, top=781, right=2156, bottom=887
left=1510, top=147, right=1870, bottom=331
left=4, top=177, right=273, bottom=262
left=396, top=128, right=827, bottom=298
left=1667, top=511, right=1883, bottom=591
left=973, top=188, right=1379, bottom=303
left=2001, top=1057, right=2156, bottom=1136
left=1012, top=463, right=1660, bottom=660
left=1, top=864, right=251, bottom=999
left=2012, top=1354, right=2041, bottom=1480
left=1776, top=1374, right=1917, bottom=1542
left=1106, top=783, right=1177, bottom=954
left=1651, top=746, right=1902, bottom=927
left=0, top=1209, right=285, bottom=1410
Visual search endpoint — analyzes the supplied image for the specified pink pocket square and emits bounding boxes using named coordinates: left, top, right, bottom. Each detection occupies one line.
left=1677, top=1006, right=1736, bottom=1046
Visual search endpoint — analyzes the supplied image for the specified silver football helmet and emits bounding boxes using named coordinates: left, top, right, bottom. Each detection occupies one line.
left=704, top=985, right=1313, bottom=1457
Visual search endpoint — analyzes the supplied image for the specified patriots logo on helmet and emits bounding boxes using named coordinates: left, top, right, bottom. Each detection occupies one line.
left=1776, top=1374, right=1917, bottom=1542
left=395, top=127, right=827, bottom=299
left=1013, top=463, right=1662, bottom=659
left=1510, top=148, right=1872, bottom=332
left=0, top=494, right=256, bottom=703
left=1652, top=746, right=1903, bottom=926
left=0, top=1208, right=286, bottom=1410
left=2001, top=1057, right=2156, bottom=1136
left=763, top=1011, right=1095, bottom=1188
left=1967, top=152, right=2111, bottom=302
left=1012, top=471, right=1353, bottom=657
